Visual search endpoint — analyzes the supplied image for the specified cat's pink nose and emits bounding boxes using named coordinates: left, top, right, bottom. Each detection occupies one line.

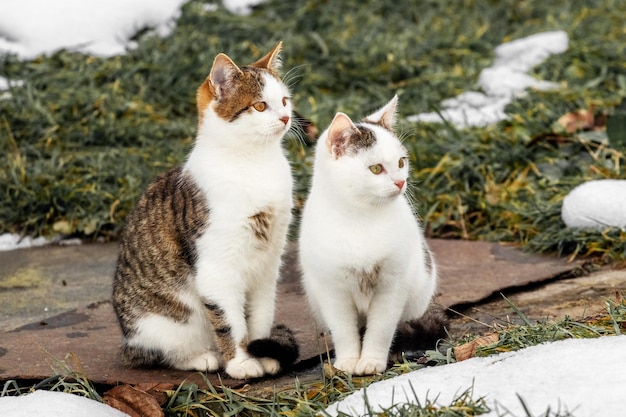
left=280, top=116, right=290, bottom=125
left=395, top=180, right=405, bottom=189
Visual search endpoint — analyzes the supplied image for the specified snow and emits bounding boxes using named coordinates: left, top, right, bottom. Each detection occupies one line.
left=561, top=180, right=626, bottom=229
left=0, top=233, right=50, bottom=251
left=326, top=336, right=626, bottom=417
left=0, top=0, right=187, bottom=60
left=408, top=31, right=569, bottom=128
left=0, top=390, right=129, bottom=417
left=222, top=0, right=266, bottom=15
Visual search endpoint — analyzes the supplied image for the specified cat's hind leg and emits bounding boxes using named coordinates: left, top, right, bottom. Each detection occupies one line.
left=128, top=312, right=221, bottom=372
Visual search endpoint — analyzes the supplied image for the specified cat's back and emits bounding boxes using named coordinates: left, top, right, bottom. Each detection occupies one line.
left=113, top=167, right=208, bottom=302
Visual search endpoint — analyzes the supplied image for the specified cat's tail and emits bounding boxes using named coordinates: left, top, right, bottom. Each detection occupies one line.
left=247, top=324, right=299, bottom=370
left=391, top=304, right=449, bottom=356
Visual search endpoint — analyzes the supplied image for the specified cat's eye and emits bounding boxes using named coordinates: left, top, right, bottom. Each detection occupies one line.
left=369, top=164, right=384, bottom=175
left=252, top=101, right=267, bottom=112
left=399, top=158, right=406, bottom=168
left=282, top=97, right=288, bottom=106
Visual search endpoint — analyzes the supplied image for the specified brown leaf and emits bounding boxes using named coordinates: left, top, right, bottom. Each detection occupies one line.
left=133, top=383, right=173, bottom=406
left=453, top=333, right=499, bottom=361
left=104, top=384, right=165, bottom=417
left=557, top=108, right=595, bottom=133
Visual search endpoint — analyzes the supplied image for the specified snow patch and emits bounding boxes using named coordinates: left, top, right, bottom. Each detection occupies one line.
left=0, top=0, right=189, bottom=59
left=222, top=0, right=267, bottom=15
left=0, top=390, right=130, bottom=417
left=561, top=179, right=626, bottom=229
left=0, top=233, right=50, bottom=252
left=326, top=336, right=626, bottom=417
left=408, top=31, right=569, bottom=128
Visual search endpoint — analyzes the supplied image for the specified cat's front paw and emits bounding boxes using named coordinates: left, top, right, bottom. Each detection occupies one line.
left=354, top=357, right=387, bottom=375
left=225, top=357, right=264, bottom=379
left=333, top=357, right=360, bottom=374
left=259, top=357, right=280, bottom=375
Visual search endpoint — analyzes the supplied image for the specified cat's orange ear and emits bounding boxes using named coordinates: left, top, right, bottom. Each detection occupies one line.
left=249, top=41, right=282, bottom=73
left=363, top=95, right=398, bottom=130
left=209, top=53, right=244, bottom=99
left=326, top=112, right=358, bottom=159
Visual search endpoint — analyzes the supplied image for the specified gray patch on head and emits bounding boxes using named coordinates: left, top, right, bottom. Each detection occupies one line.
left=345, top=124, right=377, bottom=155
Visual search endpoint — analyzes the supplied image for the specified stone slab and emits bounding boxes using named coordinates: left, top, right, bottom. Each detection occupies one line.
left=429, top=239, right=581, bottom=307
left=449, top=268, right=626, bottom=337
left=0, top=243, right=119, bottom=331
left=0, top=239, right=579, bottom=387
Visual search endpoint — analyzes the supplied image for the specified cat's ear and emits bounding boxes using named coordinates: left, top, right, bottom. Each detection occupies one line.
left=249, top=41, right=283, bottom=73
left=326, top=112, right=358, bottom=159
left=363, top=95, right=398, bottom=130
left=209, top=53, right=244, bottom=99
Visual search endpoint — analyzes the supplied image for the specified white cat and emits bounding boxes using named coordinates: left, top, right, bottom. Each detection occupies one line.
left=298, top=96, right=437, bottom=375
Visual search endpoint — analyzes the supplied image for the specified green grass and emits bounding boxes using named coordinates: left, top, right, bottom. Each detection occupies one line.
left=1, top=0, right=625, bottom=258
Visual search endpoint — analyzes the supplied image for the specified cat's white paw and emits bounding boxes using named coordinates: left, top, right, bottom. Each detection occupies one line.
left=225, top=357, right=264, bottom=379
left=259, top=357, right=280, bottom=375
left=354, top=357, right=387, bottom=375
left=333, top=357, right=360, bottom=374
left=179, top=352, right=221, bottom=372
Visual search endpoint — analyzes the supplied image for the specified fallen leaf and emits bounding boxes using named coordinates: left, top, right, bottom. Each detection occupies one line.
left=104, top=384, right=165, bottom=417
left=453, top=333, right=499, bottom=361
left=557, top=108, right=595, bottom=133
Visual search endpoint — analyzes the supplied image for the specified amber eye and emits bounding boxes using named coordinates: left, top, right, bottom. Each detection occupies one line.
left=253, top=101, right=267, bottom=112
left=369, top=164, right=383, bottom=175
left=399, top=158, right=405, bottom=168
left=282, top=97, right=288, bottom=106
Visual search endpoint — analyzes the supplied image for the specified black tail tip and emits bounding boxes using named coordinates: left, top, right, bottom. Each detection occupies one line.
left=247, top=324, right=299, bottom=369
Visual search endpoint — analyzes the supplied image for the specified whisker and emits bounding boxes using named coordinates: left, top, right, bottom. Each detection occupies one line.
left=282, top=64, right=308, bottom=91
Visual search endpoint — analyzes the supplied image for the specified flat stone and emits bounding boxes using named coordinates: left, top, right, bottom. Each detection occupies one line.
left=0, top=239, right=579, bottom=387
left=450, top=268, right=626, bottom=337
left=0, top=243, right=119, bottom=331
left=429, top=239, right=581, bottom=307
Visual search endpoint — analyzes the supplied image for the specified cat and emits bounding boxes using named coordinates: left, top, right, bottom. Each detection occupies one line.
left=298, top=95, right=439, bottom=375
left=112, top=42, right=298, bottom=380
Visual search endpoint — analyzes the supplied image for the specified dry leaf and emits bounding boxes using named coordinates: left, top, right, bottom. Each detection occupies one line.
left=453, top=333, right=499, bottom=361
left=557, top=108, right=595, bottom=133
left=104, top=384, right=166, bottom=417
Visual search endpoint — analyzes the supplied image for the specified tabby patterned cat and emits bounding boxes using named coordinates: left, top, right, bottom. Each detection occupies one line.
left=299, top=96, right=439, bottom=375
left=113, top=42, right=298, bottom=380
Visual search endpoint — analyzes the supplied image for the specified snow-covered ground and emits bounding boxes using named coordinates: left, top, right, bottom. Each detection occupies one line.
left=0, top=390, right=129, bottom=417
left=328, top=336, right=626, bottom=417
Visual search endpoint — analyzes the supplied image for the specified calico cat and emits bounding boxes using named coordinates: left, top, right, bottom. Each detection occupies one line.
left=112, top=42, right=298, bottom=380
left=298, top=96, right=439, bottom=375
